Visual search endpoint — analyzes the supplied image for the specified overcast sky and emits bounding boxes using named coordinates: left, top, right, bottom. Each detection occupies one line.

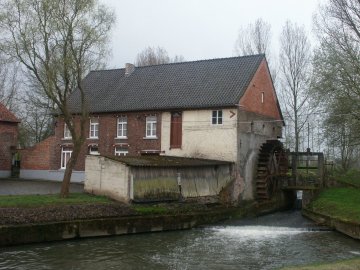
left=100, top=0, right=321, bottom=68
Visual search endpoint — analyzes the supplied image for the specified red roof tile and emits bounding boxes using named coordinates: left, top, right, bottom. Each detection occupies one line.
left=0, top=103, right=20, bottom=123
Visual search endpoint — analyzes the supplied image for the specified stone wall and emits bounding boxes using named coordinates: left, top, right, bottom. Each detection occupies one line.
left=84, top=155, right=130, bottom=202
left=84, top=155, right=232, bottom=202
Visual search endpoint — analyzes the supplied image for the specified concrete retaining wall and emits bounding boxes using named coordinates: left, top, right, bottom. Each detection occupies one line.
left=0, top=210, right=233, bottom=247
left=302, top=208, right=360, bottom=240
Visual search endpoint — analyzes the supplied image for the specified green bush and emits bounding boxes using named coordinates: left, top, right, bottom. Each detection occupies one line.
left=335, top=169, right=360, bottom=188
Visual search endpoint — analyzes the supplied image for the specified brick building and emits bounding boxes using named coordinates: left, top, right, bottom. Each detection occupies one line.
left=0, top=103, right=20, bottom=178
left=21, top=54, right=285, bottom=200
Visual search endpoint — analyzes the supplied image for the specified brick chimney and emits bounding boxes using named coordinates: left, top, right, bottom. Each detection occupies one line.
left=125, top=63, right=135, bottom=77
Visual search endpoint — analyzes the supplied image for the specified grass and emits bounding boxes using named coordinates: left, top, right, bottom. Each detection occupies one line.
left=280, top=257, right=360, bottom=270
left=307, top=187, right=360, bottom=223
left=0, top=193, right=112, bottom=208
left=335, top=169, right=360, bottom=188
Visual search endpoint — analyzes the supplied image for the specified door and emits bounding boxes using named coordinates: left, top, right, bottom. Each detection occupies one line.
left=170, top=112, right=182, bottom=149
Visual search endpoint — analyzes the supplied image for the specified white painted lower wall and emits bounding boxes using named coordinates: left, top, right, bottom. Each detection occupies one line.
left=161, top=109, right=238, bottom=162
left=84, top=155, right=130, bottom=202
left=20, top=170, right=85, bottom=183
left=0, top=170, right=11, bottom=178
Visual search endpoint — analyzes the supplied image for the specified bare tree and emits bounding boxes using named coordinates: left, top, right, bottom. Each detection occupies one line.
left=234, top=18, right=272, bottom=56
left=312, top=0, right=360, bottom=169
left=233, top=18, right=279, bottom=85
left=0, top=0, right=115, bottom=197
left=0, top=56, right=20, bottom=111
left=135, top=46, right=184, bottom=66
left=279, top=21, right=313, bottom=154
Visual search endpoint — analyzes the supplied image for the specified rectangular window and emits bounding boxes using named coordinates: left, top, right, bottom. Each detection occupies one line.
left=115, top=146, right=128, bottom=156
left=89, top=145, right=100, bottom=155
left=89, top=118, right=99, bottom=138
left=61, top=147, right=72, bottom=169
left=261, top=92, right=264, bottom=104
left=64, top=123, right=71, bottom=139
left=212, top=110, right=223, bottom=125
left=117, top=116, right=127, bottom=138
left=146, top=116, right=157, bottom=138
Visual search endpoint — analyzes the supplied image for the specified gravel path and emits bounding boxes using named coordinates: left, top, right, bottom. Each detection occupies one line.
left=0, top=178, right=83, bottom=195
left=0, top=203, right=135, bottom=225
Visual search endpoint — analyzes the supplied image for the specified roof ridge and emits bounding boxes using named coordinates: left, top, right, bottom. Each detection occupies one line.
left=90, top=68, right=125, bottom=73
left=135, top=53, right=265, bottom=69
left=88, top=54, right=265, bottom=73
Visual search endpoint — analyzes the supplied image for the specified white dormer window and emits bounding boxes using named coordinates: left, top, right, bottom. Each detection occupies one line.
left=89, top=118, right=99, bottom=138
left=64, top=123, right=71, bottom=139
left=145, top=116, right=157, bottom=138
left=212, top=110, right=223, bottom=125
left=117, top=116, right=127, bottom=138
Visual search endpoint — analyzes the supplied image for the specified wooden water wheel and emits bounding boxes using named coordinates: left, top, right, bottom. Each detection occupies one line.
left=256, top=140, right=288, bottom=200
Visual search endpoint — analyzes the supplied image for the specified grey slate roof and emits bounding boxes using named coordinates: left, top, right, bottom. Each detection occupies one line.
left=68, top=54, right=265, bottom=113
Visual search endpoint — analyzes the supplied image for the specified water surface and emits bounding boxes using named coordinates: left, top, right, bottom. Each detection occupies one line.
left=1, top=211, right=359, bottom=270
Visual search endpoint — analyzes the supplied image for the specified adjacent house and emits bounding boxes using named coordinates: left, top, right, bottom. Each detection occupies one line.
left=20, top=54, right=284, bottom=200
left=0, top=102, right=20, bottom=178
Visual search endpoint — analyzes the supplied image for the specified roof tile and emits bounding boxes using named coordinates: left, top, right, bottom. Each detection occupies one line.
left=0, top=103, right=20, bottom=123
left=68, top=54, right=265, bottom=113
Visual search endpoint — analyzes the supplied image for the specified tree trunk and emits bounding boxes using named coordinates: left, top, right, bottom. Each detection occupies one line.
left=60, top=141, right=82, bottom=197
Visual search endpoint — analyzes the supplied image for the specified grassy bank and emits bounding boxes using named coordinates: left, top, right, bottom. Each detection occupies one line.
left=307, top=187, right=360, bottom=223
left=335, top=169, right=360, bottom=188
left=0, top=193, right=112, bottom=208
left=280, top=257, right=360, bottom=270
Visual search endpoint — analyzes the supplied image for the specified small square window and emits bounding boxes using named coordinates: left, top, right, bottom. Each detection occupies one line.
left=89, top=145, right=99, bottom=155
left=212, top=110, right=223, bottom=125
left=115, top=146, right=128, bottom=156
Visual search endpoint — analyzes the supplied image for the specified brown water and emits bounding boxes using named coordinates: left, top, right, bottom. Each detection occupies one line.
left=0, top=211, right=359, bottom=270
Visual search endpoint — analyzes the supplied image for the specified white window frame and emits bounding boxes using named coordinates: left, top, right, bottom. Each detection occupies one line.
left=61, top=147, right=72, bottom=169
left=63, top=123, right=72, bottom=139
left=117, top=116, right=128, bottom=138
left=212, top=110, right=223, bottom=125
left=89, top=118, right=99, bottom=139
left=145, top=116, right=157, bottom=138
left=89, top=145, right=100, bottom=155
left=115, top=146, right=128, bottom=156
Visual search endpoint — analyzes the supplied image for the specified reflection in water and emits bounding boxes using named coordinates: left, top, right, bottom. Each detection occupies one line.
left=0, top=211, right=359, bottom=270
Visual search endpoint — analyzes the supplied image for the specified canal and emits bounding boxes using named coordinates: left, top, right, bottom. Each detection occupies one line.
left=0, top=211, right=359, bottom=270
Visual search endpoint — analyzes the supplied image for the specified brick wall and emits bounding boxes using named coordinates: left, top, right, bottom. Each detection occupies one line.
left=52, top=111, right=163, bottom=171
left=20, top=136, right=56, bottom=170
left=0, top=122, right=18, bottom=171
left=239, top=59, right=282, bottom=120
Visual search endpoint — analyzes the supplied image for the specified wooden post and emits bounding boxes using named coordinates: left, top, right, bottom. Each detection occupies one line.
left=318, top=153, right=325, bottom=188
